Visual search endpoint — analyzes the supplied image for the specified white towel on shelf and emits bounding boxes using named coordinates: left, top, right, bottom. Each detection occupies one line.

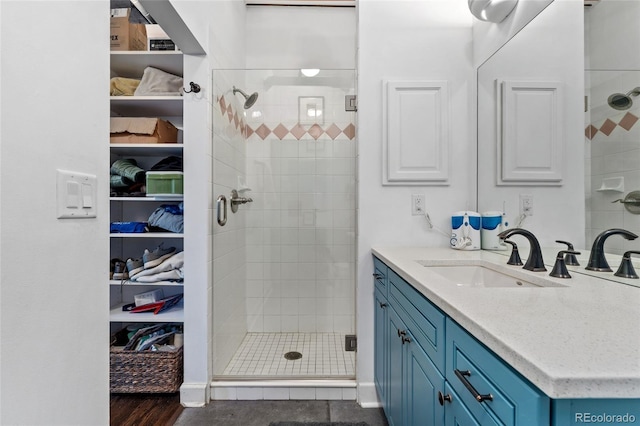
left=134, top=66, right=183, bottom=96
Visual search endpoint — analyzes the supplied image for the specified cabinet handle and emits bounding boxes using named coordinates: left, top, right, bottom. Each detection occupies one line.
left=454, top=369, right=493, bottom=403
left=397, top=329, right=406, bottom=338
left=437, top=391, right=452, bottom=406
left=373, top=273, right=384, bottom=280
left=378, top=301, right=387, bottom=308
left=401, top=335, right=411, bottom=344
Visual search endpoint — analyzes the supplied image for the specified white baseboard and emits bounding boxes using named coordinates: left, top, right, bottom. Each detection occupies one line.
left=357, top=382, right=381, bottom=407
left=180, top=382, right=210, bottom=407
left=210, top=379, right=357, bottom=401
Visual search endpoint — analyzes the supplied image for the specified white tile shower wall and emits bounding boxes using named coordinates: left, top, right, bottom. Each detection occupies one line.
left=244, top=85, right=356, bottom=334
left=212, top=69, right=249, bottom=375
left=586, top=0, right=640, bottom=253
left=586, top=105, right=640, bottom=254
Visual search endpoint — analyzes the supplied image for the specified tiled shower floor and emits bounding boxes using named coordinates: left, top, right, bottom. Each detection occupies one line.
left=222, top=333, right=356, bottom=377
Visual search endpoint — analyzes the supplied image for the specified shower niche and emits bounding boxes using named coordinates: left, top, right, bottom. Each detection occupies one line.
left=211, top=69, right=357, bottom=380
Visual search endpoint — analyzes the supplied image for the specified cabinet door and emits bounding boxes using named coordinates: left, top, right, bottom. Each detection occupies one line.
left=387, top=306, right=405, bottom=426
left=374, top=288, right=388, bottom=409
left=404, top=330, right=445, bottom=426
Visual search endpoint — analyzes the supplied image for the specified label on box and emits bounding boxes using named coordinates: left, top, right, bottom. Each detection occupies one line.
left=150, top=39, right=176, bottom=51
left=110, top=8, right=128, bottom=18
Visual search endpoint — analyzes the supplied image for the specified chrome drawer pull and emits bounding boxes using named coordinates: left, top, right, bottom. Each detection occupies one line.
left=454, top=369, right=493, bottom=403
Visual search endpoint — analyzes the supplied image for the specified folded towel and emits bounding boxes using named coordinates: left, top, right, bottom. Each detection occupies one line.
left=134, top=66, right=183, bottom=96
left=134, top=267, right=184, bottom=283
left=110, top=77, right=140, bottom=96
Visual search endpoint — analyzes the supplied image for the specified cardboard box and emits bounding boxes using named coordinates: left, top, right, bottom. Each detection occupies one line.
left=110, top=8, right=147, bottom=51
left=110, top=118, right=178, bottom=144
left=146, top=24, right=178, bottom=51
left=134, top=289, right=165, bottom=307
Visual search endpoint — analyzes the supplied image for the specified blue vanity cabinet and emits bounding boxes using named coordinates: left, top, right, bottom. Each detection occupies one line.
left=373, top=256, right=550, bottom=426
left=446, top=318, right=550, bottom=425
left=374, top=287, right=388, bottom=412
left=373, top=257, right=389, bottom=412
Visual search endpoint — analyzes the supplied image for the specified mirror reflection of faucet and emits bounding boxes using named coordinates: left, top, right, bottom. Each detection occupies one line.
left=585, top=228, right=638, bottom=272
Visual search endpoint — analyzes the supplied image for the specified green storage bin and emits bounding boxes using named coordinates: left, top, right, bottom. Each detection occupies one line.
left=146, top=171, right=184, bottom=196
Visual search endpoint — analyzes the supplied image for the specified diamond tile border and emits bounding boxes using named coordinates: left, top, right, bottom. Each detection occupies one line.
left=586, top=112, right=639, bottom=140
left=216, top=94, right=356, bottom=141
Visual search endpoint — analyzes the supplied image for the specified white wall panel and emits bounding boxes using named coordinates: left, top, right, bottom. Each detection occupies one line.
left=384, top=80, right=449, bottom=185
left=499, top=80, right=563, bottom=184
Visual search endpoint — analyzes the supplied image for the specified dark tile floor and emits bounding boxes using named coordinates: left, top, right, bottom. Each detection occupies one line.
left=174, top=400, right=388, bottom=426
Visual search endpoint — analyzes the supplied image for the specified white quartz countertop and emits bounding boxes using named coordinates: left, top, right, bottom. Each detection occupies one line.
left=371, top=246, right=640, bottom=399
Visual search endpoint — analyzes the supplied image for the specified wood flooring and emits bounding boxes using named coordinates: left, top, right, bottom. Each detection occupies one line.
left=110, top=393, right=183, bottom=426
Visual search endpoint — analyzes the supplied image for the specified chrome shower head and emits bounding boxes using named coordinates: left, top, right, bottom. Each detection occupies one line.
left=608, top=87, right=640, bottom=110
left=232, top=86, right=259, bottom=109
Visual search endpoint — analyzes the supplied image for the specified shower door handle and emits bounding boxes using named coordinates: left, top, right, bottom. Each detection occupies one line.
left=217, top=195, right=227, bottom=226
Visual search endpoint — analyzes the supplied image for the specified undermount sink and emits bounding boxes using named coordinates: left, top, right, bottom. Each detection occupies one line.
left=415, top=262, right=565, bottom=288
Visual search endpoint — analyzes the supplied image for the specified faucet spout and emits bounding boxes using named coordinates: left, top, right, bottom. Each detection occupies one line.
left=497, top=228, right=547, bottom=272
left=585, top=228, right=638, bottom=271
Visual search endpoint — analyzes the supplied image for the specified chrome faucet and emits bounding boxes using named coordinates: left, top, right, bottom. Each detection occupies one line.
left=497, top=228, right=547, bottom=272
left=585, top=228, right=638, bottom=271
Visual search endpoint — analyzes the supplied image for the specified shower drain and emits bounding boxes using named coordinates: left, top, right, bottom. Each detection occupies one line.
left=284, top=351, right=302, bottom=360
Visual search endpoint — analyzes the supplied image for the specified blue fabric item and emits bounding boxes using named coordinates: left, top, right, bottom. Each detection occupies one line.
left=148, top=207, right=184, bottom=233
left=110, top=222, right=148, bottom=233
left=161, top=203, right=184, bottom=215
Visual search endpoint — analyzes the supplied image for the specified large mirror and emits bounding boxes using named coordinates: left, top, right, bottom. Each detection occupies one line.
left=477, top=0, right=640, bottom=288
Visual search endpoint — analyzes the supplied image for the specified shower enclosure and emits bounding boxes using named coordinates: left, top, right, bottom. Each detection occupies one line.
left=211, top=69, right=357, bottom=379
left=585, top=1, right=640, bottom=251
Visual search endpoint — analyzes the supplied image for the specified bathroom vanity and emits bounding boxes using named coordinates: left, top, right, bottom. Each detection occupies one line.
left=372, top=247, right=640, bottom=426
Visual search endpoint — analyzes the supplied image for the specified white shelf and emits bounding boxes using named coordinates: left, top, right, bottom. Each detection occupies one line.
left=110, top=232, right=183, bottom=238
left=110, top=51, right=183, bottom=78
left=110, top=143, right=183, bottom=157
left=109, top=280, right=184, bottom=286
left=110, top=302, right=184, bottom=323
left=110, top=96, right=183, bottom=116
left=110, top=196, right=184, bottom=202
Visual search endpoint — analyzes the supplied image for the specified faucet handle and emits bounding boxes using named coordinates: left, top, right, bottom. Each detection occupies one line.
left=555, top=240, right=580, bottom=266
left=614, top=250, right=640, bottom=279
left=550, top=250, right=581, bottom=279
left=503, top=240, right=523, bottom=266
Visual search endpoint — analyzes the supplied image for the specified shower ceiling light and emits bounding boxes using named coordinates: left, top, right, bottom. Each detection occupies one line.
left=468, top=0, right=518, bottom=23
left=301, top=68, right=320, bottom=77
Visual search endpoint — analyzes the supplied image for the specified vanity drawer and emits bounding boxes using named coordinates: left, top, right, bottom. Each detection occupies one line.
left=388, top=269, right=446, bottom=373
left=373, top=256, right=388, bottom=297
left=446, top=318, right=549, bottom=426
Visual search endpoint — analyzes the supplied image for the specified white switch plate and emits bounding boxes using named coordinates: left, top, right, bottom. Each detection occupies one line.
left=57, top=169, right=97, bottom=219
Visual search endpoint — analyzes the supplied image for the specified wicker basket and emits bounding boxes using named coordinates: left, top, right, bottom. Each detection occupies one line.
left=110, top=346, right=183, bottom=393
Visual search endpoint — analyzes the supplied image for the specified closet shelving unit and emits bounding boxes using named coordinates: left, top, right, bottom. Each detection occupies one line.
left=109, top=50, right=185, bottom=328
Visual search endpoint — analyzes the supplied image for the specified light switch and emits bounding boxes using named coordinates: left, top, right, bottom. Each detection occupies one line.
left=57, top=169, right=97, bottom=219
left=66, top=181, right=80, bottom=208
left=82, top=183, right=93, bottom=208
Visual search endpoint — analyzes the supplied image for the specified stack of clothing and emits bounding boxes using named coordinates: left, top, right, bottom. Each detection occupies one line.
left=148, top=203, right=184, bottom=233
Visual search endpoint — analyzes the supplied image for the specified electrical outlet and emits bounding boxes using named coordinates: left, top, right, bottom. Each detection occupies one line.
left=520, top=194, right=533, bottom=216
left=412, top=194, right=425, bottom=215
